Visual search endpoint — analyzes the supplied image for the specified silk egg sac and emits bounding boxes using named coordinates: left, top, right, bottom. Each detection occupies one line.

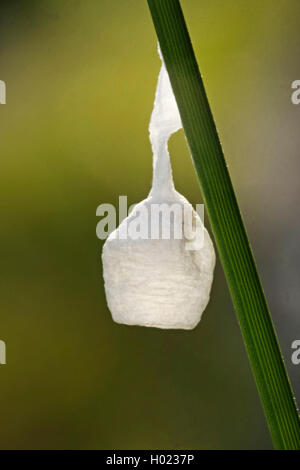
left=102, top=46, right=215, bottom=330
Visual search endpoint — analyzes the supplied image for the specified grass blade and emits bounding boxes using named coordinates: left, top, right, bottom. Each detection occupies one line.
left=147, top=0, right=300, bottom=449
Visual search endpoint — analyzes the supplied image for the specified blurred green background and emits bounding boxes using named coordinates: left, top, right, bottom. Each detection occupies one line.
left=1, top=0, right=300, bottom=449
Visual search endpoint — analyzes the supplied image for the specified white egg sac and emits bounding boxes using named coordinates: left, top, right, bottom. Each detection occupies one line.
left=102, top=45, right=215, bottom=330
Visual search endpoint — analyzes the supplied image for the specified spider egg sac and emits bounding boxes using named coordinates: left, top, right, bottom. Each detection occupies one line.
left=102, top=47, right=215, bottom=329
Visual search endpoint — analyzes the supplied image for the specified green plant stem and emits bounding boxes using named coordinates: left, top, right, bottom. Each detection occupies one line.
left=147, top=0, right=300, bottom=449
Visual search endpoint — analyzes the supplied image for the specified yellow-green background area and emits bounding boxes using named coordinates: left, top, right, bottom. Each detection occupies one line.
left=1, top=0, right=300, bottom=449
